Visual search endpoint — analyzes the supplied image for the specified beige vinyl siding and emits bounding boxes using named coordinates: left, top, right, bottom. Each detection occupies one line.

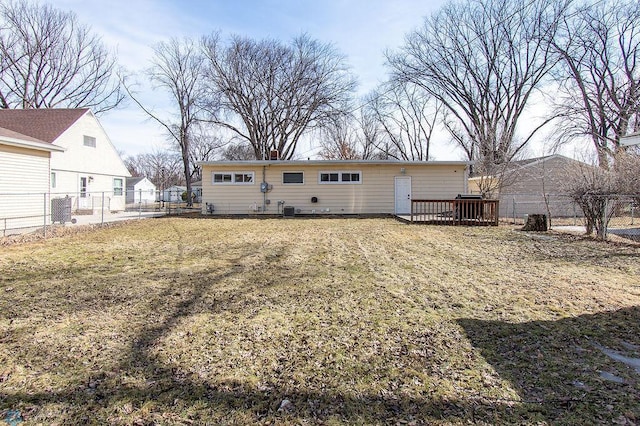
left=0, top=144, right=51, bottom=229
left=202, top=163, right=468, bottom=215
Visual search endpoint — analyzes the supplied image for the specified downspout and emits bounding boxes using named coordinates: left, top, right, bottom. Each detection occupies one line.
left=263, top=165, right=267, bottom=213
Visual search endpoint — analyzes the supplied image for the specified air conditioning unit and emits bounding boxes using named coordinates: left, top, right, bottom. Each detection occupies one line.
left=283, top=206, right=295, bottom=217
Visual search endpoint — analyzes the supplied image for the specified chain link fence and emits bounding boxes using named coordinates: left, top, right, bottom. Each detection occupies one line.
left=1, top=189, right=201, bottom=237
left=501, top=192, right=639, bottom=239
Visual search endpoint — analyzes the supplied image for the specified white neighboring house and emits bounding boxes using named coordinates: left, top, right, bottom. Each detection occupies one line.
left=163, top=185, right=187, bottom=202
left=126, top=177, right=157, bottom=204
left=0, top=109, right=131, bottom=212
left=0, top=127, right=64, bottom=231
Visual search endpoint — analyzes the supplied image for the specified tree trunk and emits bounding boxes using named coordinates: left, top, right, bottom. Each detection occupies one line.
left=522, top=214, right=548, bottom=231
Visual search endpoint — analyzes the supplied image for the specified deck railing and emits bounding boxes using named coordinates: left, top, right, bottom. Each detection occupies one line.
left=410, top=199, right=499, bottom=226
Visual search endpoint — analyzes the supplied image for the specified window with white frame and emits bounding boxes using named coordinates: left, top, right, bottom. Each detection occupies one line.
left=212, top=171, right=255, bottom=184
left=282, top=172, right=304, bottom=184
left=319, top=171, right=361, bottom=184
left=83, top=135, right=96, bottom=147
left=51, top=172, right=57, bottom=189
left=113, top=178, right=123, bottom=196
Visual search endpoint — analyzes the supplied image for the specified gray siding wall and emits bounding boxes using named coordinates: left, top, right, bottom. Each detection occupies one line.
left=498, top=156, right=579, bottom=218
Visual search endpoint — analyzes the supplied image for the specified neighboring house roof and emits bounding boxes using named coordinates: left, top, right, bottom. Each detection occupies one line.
left=0, top=108, right=89, bottom=143
left=191, top=180, right=202, bottom=187
left=469, top=154, right=581, bottom=179
left=509, top=154, right=557, bottom=168
left=0, top=126, right=64, bottom=153
left=126, top=176, right=147, bottom=186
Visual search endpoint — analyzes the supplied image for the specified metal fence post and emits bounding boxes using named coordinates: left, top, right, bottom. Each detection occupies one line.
left=43, top=192, right=47, bottom=238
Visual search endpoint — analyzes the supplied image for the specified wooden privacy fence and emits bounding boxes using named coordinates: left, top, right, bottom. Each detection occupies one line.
left=410, top=199, right=499, bottom=226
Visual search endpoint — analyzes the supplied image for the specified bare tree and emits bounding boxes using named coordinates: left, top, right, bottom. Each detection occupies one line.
left=388, top=0, right=565, bottom=175
left=188, top=124, right=226, bottom=182
left=365, top=82, right=439, bottom=161
left=563, top=160, right=618, bottom=239
left=551, top=0, right=640, bottom=169
left=220, top=142, right=255, bottom=161
left=126, top=37, right=206, bottom=206
left=125, top=150, right=183, bottom=189
left=358, top=106, right=386, bottom=160
left=0, top=0, right=123, bottom=113
left=201, top=33, right=357, bottom=160
left=318, top=115, right=363, bottom=160
left=615, top=151, right=640, bottom=197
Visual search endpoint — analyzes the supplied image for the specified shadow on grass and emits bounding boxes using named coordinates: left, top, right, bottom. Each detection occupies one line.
left=458, top=306, right=640, bottom=424
left=5, top=271, right=640, bottom=423
left=0, top=260, right=492, bottom=424
left=0, top=247, right=527, bottom=424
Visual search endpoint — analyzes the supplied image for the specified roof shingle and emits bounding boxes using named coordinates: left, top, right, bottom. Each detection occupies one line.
left=0, top=109, right=89, bottom=143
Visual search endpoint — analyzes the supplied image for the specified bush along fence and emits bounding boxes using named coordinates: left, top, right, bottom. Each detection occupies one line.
left=0, top=189, right=200, bottom=237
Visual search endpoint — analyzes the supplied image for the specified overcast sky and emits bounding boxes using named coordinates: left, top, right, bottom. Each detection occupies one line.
left=49, top=0, right=576, bottom=161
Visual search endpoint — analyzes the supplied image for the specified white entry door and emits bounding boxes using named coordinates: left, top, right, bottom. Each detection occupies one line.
left=78, top=176, right=90, bottom=209
left=394, top=176, right=412, bottom=214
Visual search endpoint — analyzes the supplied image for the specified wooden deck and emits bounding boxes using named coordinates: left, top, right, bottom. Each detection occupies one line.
left=397, top=199, right=499, bottom=226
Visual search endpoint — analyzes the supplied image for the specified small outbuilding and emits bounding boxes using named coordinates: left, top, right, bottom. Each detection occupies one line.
left=126, top=177, right=157, bottom=205
left=162, top=185, right=187, bottom=203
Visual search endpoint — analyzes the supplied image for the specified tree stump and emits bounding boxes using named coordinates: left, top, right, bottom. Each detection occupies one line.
left=522, top=214, right=548, bottom=231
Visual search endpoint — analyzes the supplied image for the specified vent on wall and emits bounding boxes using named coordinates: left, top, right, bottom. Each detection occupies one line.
left=283, top=206, right=295, bottom=217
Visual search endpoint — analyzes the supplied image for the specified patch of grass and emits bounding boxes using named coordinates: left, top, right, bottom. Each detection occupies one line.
left=1, top=218, right=639, bottom=424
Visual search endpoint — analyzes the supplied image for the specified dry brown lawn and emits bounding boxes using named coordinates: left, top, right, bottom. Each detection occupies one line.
left=1, top=217, right=639, bottom=425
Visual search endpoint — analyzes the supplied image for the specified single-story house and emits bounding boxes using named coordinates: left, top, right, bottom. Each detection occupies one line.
left=163, top=185, right=187, bottom=203
left=0, top=127, right=64, bottom=232
left=0, top=108, right=131, bottom=213
left=126, top=177, right=157, bottom=204
left=199, top=160, right=471, bottom=215
left=469, top=154, right=586, bottom=219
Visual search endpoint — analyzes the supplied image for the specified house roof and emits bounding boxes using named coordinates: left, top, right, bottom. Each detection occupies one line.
left=469, top=154, right=582, bottom=179
left=200, top=159, right=472, bottom=167
left=0, top=126, right=65, bottom=152
left=126, top=176, right=147, bottom=186
left=509, top=155, right=557, bottom=168
left=0, top=108, right=89, bottom=143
